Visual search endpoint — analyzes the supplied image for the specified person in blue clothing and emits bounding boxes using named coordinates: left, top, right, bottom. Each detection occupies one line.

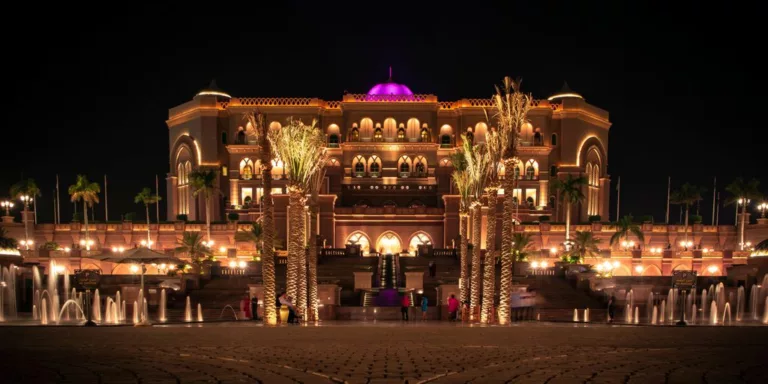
left=421, top=296, right=429, bottom=321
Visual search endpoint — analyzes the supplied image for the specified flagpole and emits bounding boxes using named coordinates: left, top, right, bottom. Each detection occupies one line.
left=56, top=174, right=61, bottom=225
left=715, top=192, right=720, bottom=226
left=665, top=177, right=671, bottom=224
left=53, top=188, right=57, bottom=225
left=34, top=196, right=38, bottom=225
left=615, top=176, right=620, bottom=222
left=711, top=177, right=716, bottom=225
left=104, top=174, right=109, bottom=222
left=155, top=174, right=160, bottom=222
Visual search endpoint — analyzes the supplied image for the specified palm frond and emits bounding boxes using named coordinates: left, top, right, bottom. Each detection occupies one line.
left=68, top=175, right=100, bottom=206
left=268, top=118, right=327, bottom=192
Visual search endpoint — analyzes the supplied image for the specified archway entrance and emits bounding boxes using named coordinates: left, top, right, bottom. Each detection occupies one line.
left=376, top=232, right=402, bottom=255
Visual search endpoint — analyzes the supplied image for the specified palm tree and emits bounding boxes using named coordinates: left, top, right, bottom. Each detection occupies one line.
left=481, top=124, right=502, bottom=324
left=269, top=117, right=326, bottom=315
left=610, top=215, right=645, bottom=249
left=175, top=231, right=213, bottom=272
left=462, top=134, right=490, bottom=320
left=488, top=76, right=532, bottom=325
left=671, top=183, right=704, bottom=244
left=565, top=231, right=601, bottom=264
left=451, top=153, right=472, bottom=305
left=188, top=167, right=218, bottom=242
left=10, top=178, right=41, bottom=245
left=0, top=228, right=18, bottom=250
left=134, top=187, right=162, bottom=246
left=511, top=232, right=534, bottom=281
left=68, top=175, right=100, bottom=251
left=725, top=178, right=762, bottom=250
left=244, top=112, right=277, bottom=325
left=307, top=167, right=326, bottom=321
left=553, top=174, right=587, bottom=246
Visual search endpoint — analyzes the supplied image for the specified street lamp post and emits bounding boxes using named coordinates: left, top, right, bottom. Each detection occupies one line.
left=1, top=200, right=14, bottom=216
left=758, top=202, right=768, bottom=218
left=19, top=195, right=33, bottom=248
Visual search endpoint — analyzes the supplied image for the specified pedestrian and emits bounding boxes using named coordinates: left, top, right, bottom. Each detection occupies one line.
left=275, top=292, right=283, bottom=324
left=447, top=294, right=459, bottom=321
left=428, top=260, right=436, bottom=278
left=280, top=293, right=298, bottom=324
left=241, top=294, right=251, bottom=320
left=461, top=301, right=470, bottom=322
left=607, top=295, right=616, bottom=323
left=401, top=294, right=410, bottom=321
left=421, top=295, right=429, bottom=321
left=251, top=295, right=259, bottom=321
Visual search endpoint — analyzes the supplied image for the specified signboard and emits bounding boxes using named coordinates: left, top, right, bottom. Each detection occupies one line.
left=74, top=269, right=101, bottom=290
left=672, top=270, right=697, bottom=291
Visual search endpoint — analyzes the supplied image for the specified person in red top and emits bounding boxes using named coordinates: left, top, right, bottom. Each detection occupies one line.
left=241, top=294, right=252, bottom=319
left=447, top=294, right=460, bottom=321
left=401, top=295, right=410, bottom=321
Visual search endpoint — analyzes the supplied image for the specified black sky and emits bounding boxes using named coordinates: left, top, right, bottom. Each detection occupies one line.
left=3, top=2, right=766, bottom=225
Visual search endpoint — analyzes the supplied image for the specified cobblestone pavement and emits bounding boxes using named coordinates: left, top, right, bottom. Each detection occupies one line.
left=1, top=322, right=767, bottom=383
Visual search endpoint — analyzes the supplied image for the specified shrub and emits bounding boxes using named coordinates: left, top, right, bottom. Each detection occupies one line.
left=176, top=214, right=188, bottom=222
left=124, top=212, right=136, bottom=221
left=640, top=215, right=654, bottom=223
left=689, top=215, right=703, bottom=224
left=588, top=215, right=601, bottom=223
left=227, top=212, right=239, bottom=222
left=71, top=212, right=82, bottom=223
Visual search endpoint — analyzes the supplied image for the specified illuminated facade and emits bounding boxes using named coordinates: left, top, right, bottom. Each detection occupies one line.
left=165, top=78, right=611, bottom=253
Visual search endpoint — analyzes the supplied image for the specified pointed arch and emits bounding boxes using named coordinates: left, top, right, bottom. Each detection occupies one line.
left=408, top=231, right=433, bottom=255
left=383, top=118, right=397, bottom=140
left=359, top=118, right=374, bottom=140
left=376, top=231, right=404, bottom=255
left=642, top=264, right=662, bottom=276
left=406, top=118, right=420, bottom=141
left=346, top=231, right=371, bottom=256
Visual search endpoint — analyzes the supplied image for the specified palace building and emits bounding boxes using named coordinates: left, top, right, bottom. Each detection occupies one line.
left=166, top=76, right=611, bottom=255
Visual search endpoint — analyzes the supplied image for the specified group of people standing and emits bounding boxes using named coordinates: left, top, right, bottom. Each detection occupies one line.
left=239, top=292, right=300, bottom=324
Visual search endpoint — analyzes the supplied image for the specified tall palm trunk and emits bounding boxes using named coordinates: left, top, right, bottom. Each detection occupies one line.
left=565, top=201, right=572, bottom=245
left=684, top=204, right=690, bottom=243
left=286, top=188, right=304, bottom=309
left=739, top=201, right=747, bottom=250
left=470, top=201, right=482, bottom=320
left=296, top=205, right=308, bottom=316
left=308, top=195, right=319, bottom=321
left=83, top=203, right=89, bottom=251
left=498, top=158, right=516, bottom=325
left=459, top=209, right=469, bottom=304
left=481, top=188, right=497, bottom=323
left=261, top=139, right=277, bottom=325
left=146, top=204, right=151, bottom=245
left=205, top=196, right=211, bottom=241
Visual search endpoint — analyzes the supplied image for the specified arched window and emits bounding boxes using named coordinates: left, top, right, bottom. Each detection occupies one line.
left=240, top=158, right=255, bottom=180
left=413, top=155, right=427, bottom=177
left=269, top=121, right=282, bottom=131
left=439, top=158, right=452, bottom=167
left=408, top=232, right=432, bottom=255
left=368, top=155, right=381, bottom=177
left=221, top=131, right=228, bottom=145
left=440, top=135, right=451, bottom=146
left=526, top=196, right=535, bottom=207
left=327, top=158, right=339, bottom=167
left=329, top=134, right=340, bottom=147
left=350, top=128, right=360, bottom=142
left=525, top=159, right=539, bottom=180
left=353, top=155, right=366, bottom=177
left=415, top=162, right=425, bottom=175
left=377, top=231, right=402, bottom=255
left=400, top=162, right=410, bottom=174
left=585, top=147, right=602, bottom=216
left=420, top=128, right=430, bottom=142
left=513, top=166, right=521, bottom=180
left=369, top=162, right=380, bottom=176
left=439, top=124, right=453, bottom=147
left=359, top=118, right=373, bottom=140
left=236, top=128, right=246, bottom=144
left=398, top=155, right=411, bottom=178
left=465, top=130, right=474, bottom=145
left=533, top=129, right=542, bottom=145
left=551, top=133, right=558, bottom=146
left=271, top=159, right=284, bottom=179
left=383, top=118, right=397, bottom=140
left=406, top=118, right=420, bottom=141
left=346, top=232, right=371, bottom=256
left=373, top=127, right=383, bottom=141
left=397, top=124, right=406, bottom=141
left=473, top=122, right=488, bottom=144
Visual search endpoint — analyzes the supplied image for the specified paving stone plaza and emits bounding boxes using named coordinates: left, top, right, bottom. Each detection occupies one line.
left=2, top=322, right=767, bottom=383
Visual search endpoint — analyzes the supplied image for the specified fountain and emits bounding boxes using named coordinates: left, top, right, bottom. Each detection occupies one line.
left=691, top=304, right=697, bottom=324
left=701, top=288, right=708, bottom=318
left=1, top=266, right=18, bottom=320
left=57, top=300, right=86, bottom=324
left=51, top=289, right=60, bottom=323
left=41, top=298, right=49, bottom=325
left=763, top=297, right=768, bottom=324
left=132, top=301, right=139, bottom=324
left=34, top=289, right=41, bottom=320
left=105, top=299, right=112, bottom=323
left=634, top=306, right=639, bottom=324
left=646, top=292, right=654, bottom=320
left=115, top=291, right=122, bottom=321
left=197, top=303, right=203, bottom=322
left=573, top=308, right=578, bottom=322
left=142, top=298, right=148, bottom=324
left=33, top=304, right=38, bottom=320
left=685, top=290, right=693, bottom=320
left=651, top=305, right=658, bottom=324
left=625, top=289, right=634, bottom=312
left=659, top=300, right=666, bottom=323
left=77, top=293, right=84, bottom=320
left=159, top=289, right=167, bottom=322
left=749, top=285, right=759, bottom=320
left=185, top=296, right=193, bottom=322
left=736, top=286, right=745, bottom=321
left=722, top=302, right=732, bottom=325
left=93, top=289, right=101, bottom=322
left=583, top=308, right=589, bottom=323
left=710, top=301, right=718, bottom=325
left=219, top=305, right=239, bottom=320
left=137, top=289, right=144, bottom=321
left=667, top=289, right=676, bottom=321
left=625, top=304, right=631, bottom=323
left=715, top=283, right=725, bottom=314
left=121, top=300, right=126, bottom=322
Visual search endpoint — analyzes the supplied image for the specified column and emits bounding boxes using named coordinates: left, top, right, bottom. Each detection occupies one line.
left=229, top=179, right=240, bottom=207
left=166, top=175, right=178, bottom=221
left=538, top=178, right=549, bottom=209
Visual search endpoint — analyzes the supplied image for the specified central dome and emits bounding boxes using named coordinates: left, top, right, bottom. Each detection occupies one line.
left=367, top=67, right=413, bottom=96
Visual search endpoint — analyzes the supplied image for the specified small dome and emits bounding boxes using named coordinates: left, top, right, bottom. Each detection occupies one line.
left=367, top=67, right=413, bottom=96
left=547, top=81, right=583, bottom=101
left=751, top=238, right=768, bottom=257
left=196, top=79, right=231, bottom=99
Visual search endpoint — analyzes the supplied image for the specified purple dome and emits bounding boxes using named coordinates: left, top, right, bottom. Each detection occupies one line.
left=367, top=81, right=413, bottom=96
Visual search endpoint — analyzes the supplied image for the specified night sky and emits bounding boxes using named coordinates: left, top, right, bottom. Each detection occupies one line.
left=4, top=2, right=765, bottom=225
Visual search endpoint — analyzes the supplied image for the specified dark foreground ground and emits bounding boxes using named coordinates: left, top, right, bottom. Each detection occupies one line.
left=1, top=322, right=766, bottom=383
